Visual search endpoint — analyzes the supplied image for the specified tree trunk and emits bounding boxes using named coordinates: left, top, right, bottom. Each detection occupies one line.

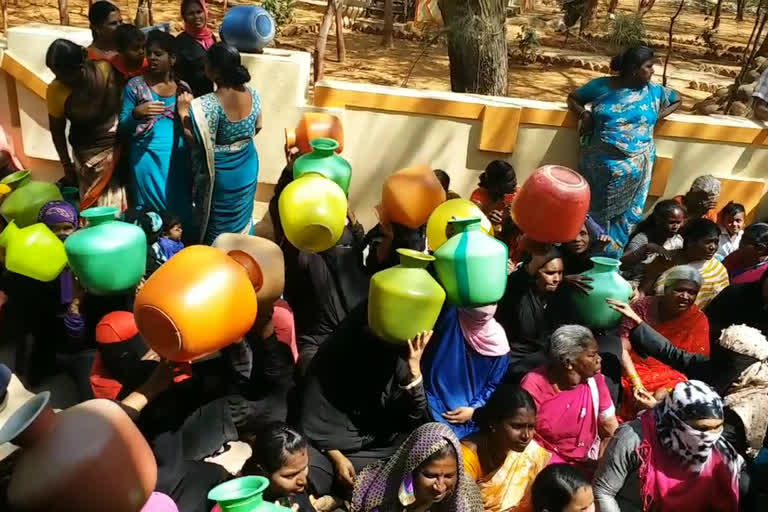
left=712, top=0, right=723, bottom=30
left=737, top=0, right=746, bottom=22
left=438, top=0, right=508, bottom=96
left=314, top=0, right=336, bottom=82
left=382, top=0, right=394, bottom=48
left=1, top=0, right=7, bottom=33
left=335, top=0, right=346, bottom=60
left=58, top=0, right=70, bottom=25
left=608, top=0, right=619, bottom=13
left=579, top=0, right=599, bottom=35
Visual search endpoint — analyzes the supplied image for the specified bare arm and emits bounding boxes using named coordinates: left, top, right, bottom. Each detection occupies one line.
left=567, top=92, right=589, bottom=116
left=254, top=111, right=263, bottom=135
left=176, top=92, right=197, bottom=148
left=659, top=98, right=682, bottom=119
left=48, top=115, right=76, bottom=183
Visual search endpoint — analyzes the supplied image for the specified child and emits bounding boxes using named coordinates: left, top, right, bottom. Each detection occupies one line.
left=112, top=24, right=148, bottom=83
left=158, top=213, right=184, bottom=261
left=716, top=201, right=745, bottom=261
left=470, top=160, right=518, bottom=232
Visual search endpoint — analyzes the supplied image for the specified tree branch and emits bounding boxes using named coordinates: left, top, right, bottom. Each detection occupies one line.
left=663, top=0, right=685, bottom=87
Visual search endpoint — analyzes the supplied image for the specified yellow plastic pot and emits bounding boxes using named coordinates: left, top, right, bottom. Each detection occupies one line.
left=0, top=221, right=67, bottom=282
left=426, top=198, right=493, bottom=251
left=278, top=174, right=347, bottom=253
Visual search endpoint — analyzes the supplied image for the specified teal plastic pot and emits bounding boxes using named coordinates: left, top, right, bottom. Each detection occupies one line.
left=0, top=172, right=62, bottom=227
left=368, top=248, right=446, bottom=344
left=571, top=257, right=633, bottom=329
left=292, top=138, right=352, bottom=195
left=64, top=207, right=147, bottom=295
left=208, top=476, right=293, bottom=512
left=60, top=186, right=80, bottom=211
left=433, top=217, right=508, bottom=307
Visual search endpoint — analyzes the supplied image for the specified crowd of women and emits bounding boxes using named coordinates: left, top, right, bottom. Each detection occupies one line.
left=1, top=5, right=768, bottom=509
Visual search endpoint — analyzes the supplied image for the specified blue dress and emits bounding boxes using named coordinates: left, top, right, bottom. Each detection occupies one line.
left=573, top=77, right=678, bottom=258
left=422, top=306, right=509, bottom=439
left=119, top=77, right=194, bottom=227
left=190, top=86, right=261, bottom=244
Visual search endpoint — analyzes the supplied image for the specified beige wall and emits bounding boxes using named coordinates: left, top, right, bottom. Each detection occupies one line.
left=2, top=23, right=767, bottom=232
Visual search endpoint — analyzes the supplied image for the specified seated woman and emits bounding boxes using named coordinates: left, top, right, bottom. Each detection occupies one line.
left=462, top=385, right=551, bottom=512
left=521, top=325, right=619, bottom=468
left=674, top=174, right=721, bottom=222
left=242, top=423, right=315, bottom=512
left=299, top=304, right=432, bottom=496
left=620, top=199, right=685, bottom=281
left=560, top=216, right=610, bottom=275
left=640, top=218, right=729, bottom=309
left=593, top=380, right=745, bottom=512
left=617, top=265, right=709, bottom=418
left=724, top=223, right=768, bottom=284
left=613, top=299, right=768, bottom=457
left=496, top=249, right=569, bottom=380
left=423, top=305, right=510, bottom=438
left=531, top=464, right=595, bottom=512
left=351, top=422, right=483, bottom=512
left=716, top=202, right=745, bottom=262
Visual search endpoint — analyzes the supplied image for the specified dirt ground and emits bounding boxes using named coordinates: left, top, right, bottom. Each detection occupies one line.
left=2, top=0, right=757, bottom=110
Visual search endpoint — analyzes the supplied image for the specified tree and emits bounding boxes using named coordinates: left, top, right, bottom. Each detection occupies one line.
left=580, top=0, right=599, bottom=34
left=382, top=0, right=394, bottom=48
left=712, top=0, right=722, bottom=29
left=608, top=0, right=619, bottom=13
left=314, top=0, right=346, bottom=81
left=58, top=0, right=70, bottom=25
left=438, top=0, right=508, bottom=95
left=737, top=0, right=747, bottom=21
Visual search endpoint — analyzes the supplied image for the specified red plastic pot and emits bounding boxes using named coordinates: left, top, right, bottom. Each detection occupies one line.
left=512, top=165, right=590, bottom=243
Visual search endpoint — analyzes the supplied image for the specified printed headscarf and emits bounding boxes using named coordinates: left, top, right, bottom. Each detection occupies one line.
left=351, top=423, right=483, bottom=512
left=181, top=0, right=215, bottom=50
left=717, top=324, right=768, bottom=455
left=38, top=200, right=79, bottom=236
left=655, top=380, right=742, bottom=474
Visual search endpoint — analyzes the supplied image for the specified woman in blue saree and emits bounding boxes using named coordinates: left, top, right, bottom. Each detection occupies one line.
left=177, top=42, right=262, bottom=244
left=568, top=46, right=681, bottom=258
left=422, top=304, right=510, bottom=439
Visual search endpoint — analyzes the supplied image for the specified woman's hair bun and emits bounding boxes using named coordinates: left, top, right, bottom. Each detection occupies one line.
left=231, top=64, right=251, bottom=86
left=610, top=54, right=624, bottom=72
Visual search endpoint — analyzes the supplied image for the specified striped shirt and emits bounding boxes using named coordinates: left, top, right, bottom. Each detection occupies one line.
left=654, top=257, right=730, bottom=309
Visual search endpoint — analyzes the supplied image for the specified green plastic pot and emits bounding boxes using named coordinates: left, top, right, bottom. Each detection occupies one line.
left=292, top=138, right=352, bottom=195
left=64, top=207, right=147, bottom=295
left=368, top=248, right=446, bottom=344
left=433, top=217, right=508, bottom=307
left=0, top=172, right=62, bottom=228
left=208, top=476, right=293, bottom=512
left=0, top=221, right=67, bottom=282
left=571, top=257, right=633, bottom=329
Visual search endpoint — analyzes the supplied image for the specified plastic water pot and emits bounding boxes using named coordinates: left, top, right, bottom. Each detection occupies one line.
left=134, top=246, right=258, bottom=362
left=381, top=165, right=446, bottom=229
left=434, top=217, right=508, bottom=307
left=426, top=198, right=493, bottom=251
left=220, top=6, right=276, bottom=53
left=368, top=248, right=446, bottom=344
left=278, top=174, right=347, bottom=253
left=65, top=207, right=147, bottom=294
left=512, top=165, right=590, bottom=243
left=208, top=476, right=293, bottom=512
left=212, top=233, right=285, bottom=306
left=285, top=113, right=344, bottom=155
left=0, top=221, right=67, bottom=282
left=292, top=138, right=352, bottom=195
left=0, top=171, right=63, bottom=227
left=571, top=257, right=633, bottom=329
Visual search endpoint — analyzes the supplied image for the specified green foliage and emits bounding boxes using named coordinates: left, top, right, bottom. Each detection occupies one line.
left=605, top=14, right=647, bottom=51
left=262, top=0, right=296, bottom=29
left=517, top=25, right=541, bottom=64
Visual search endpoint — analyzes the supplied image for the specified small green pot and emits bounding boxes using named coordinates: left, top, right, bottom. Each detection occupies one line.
left=571, top=257, right=633, bottom=329
left=208, top=476, right=293, bottom=512
left=0, top=173, right=62, bottom=227
left=292, top=138, right=352, bottom=195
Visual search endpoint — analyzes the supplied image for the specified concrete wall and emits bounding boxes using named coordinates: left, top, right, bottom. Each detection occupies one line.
left=2, top=23, right=767, bottom=231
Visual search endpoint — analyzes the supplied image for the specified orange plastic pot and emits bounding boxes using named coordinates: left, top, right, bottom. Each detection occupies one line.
left=512, top=165, right=590, bottom=243
left=133, top=245, right=258, bottom=362
left=381, top=165, right=446, bottom=229
left=285, top=113, right=344, bottom=155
